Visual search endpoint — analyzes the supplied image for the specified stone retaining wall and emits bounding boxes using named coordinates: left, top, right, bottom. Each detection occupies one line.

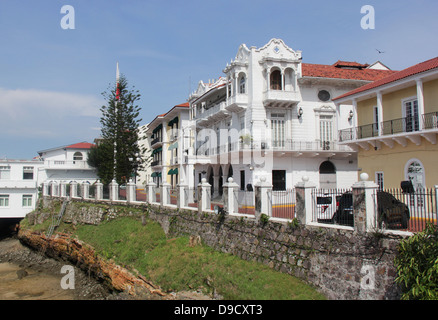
left=31, top=197, right=405, bottom=300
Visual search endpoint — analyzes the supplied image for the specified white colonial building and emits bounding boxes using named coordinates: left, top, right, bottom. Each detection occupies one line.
left=0, top=159, right=44, bottom=218
left=0, top=142, right=98, bottom=219
left=184, top=39, right=394, bottom=196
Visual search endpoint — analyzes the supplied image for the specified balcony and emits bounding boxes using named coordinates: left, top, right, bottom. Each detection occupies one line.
left=44, top=160, right=93, bottom=170
left=263, top=89, right=300, bottom=108
left=196, top=101, right=229, bottom=126
left=205, top=139, right=354, bottom=158
left=226, top=93, right=248, bottom=112
left=338, top=111, right=438, bottom=149
left=151, top=160, right=162, bottom=167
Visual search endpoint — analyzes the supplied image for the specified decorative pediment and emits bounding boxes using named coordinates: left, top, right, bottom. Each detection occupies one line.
left=257, top=38, right=302, bottom=61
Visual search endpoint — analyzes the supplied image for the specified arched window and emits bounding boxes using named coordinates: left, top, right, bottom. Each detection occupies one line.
left=270, top=70, right=282, bottom=90
left=73, top=152, right=83, bottom=161
left=405, top=159, right=425, bottom=189
left=319, top=161, right=336, bottom=174
left=239, top=75, right=246, bottom=94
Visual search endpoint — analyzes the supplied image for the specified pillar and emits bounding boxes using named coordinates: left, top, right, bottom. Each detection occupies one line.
left=82, top=182, right=89, bottom=199
left=223, top=177, right=239, bottom=215
left=352, top=173, right=379, bottom=233
left=95, top=180, right=103, bottom=201
left=126, top=179, right=136, bottom=203
left=147, top=180, right=156, bottom=203
left=161, top=183, right=171, bottom=206
left=254, top=177, right=272, bottom=221
left=198, top=178, right=211, bottom=213
left=177, top=180, right=188, bottom=208
left=294, top=176, right=317, bottom=225
left=109, top=179, right=119, bottom=201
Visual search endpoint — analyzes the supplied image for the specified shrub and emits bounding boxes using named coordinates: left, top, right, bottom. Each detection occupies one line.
left=395, top=223, right=438, bottom=300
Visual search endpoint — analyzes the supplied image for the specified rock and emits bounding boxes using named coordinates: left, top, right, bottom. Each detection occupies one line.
left=16, top=269, right=28, bottom=279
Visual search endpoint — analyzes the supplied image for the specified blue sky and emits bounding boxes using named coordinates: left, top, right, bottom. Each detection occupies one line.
left=1, top=0, right=437, bottom=159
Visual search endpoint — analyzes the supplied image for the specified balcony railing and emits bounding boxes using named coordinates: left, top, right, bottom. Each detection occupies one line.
left=44, top=160, right=92, bottom=170
left=423, top=112, right=438, bottom=130
left=339, top=112, right=438, bottom=142
left=206, top=139, right=352, bottom=155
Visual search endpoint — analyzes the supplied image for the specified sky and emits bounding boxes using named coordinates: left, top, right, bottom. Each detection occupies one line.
left=0, top=0, right=437, bottom=159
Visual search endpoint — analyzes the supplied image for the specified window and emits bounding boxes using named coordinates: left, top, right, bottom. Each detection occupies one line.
left=318, top=90, right=331, bottom=102
left=373, top=106, right=379, bottom=135
left=240, top=170, right=245, bottom=191
left=272, top=170, right=286, bottom=191
left=23, top=167, right=34, bottom=180
left=0, top=195, right=9, bottom=207
left=320, top=115, right=334, bottom=149
left=404, top=99, right=419, bottom=132
left=271, top=113, right=285, bottom=148
left=270, top=70, right=282, bottom=90
left=73, top=152, right=83, bottom=161
left=239, top=75, right=246, bottom=94
left=375, top=172, right=384, bottom=190
left=0, top=166, right=11, bottom=180
left=22, top=195, right=32, bottom=207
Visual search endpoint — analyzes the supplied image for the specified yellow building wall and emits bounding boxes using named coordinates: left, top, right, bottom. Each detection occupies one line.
left=381, top=86, right=417, bottom=121
left=423, top=78, right=438, bottom=114
left=358, top=139, right=438, bottom=189
left=357, top=97, right=377, bottom=126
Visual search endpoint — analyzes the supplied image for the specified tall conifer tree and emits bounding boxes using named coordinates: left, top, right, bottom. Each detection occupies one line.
left=89, top=74, right=146, bottom=185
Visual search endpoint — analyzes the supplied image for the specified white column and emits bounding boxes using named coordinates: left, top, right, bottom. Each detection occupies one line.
left=223, top=177, right=239, bottom=215
left=126, top=179, right=136, bottom=203
left=82, top=182, right=89, bottom=199
left=416, top=79, right=425, bottom=130
left=377, top=92, right=383, bottom=136
left=147, top=180, right=156, bottom=203
left=109, top=179, right=118, bottom=201
left=295, top=176, right=316, bottom=225
left=95, top=180, right=103, bottom=200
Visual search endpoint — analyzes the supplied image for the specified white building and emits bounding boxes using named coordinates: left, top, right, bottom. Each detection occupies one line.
left=0, top=159, right=44, bottom=218
left=0, top=142, right=98, bottom=219
left=186, top=39, right=394, bottom=195
left=37, top=142, right=98, bottom=184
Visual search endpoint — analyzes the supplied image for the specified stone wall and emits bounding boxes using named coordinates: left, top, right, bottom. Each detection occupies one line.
left=34, top=197, right=404, bottom=300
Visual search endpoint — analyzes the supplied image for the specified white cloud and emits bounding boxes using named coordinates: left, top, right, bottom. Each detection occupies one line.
left=0, top=87, right=104, bottom=138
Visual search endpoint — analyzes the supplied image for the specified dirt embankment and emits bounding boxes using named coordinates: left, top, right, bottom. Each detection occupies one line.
left=0, top=236, right=117, bottom=300
left=14, top=229, right=212, bottom=300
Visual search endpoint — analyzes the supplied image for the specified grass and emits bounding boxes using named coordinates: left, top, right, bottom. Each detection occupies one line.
left=63, top=216, right=326, bottom=300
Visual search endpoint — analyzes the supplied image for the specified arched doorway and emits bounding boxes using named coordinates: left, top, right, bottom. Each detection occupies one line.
left=319, top=161, right=336, bottom=189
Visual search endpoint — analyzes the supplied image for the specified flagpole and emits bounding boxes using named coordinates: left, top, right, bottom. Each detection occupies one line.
left=114, top=62, right=120, bottom=180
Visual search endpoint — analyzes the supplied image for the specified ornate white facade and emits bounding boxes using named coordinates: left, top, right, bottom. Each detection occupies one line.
left=183, top=39, right=394, bottom=196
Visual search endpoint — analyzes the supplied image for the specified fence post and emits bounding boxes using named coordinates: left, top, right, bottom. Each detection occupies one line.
left=71, top=181, right=78, bottom=198
left=42, top=181, right=49, bottom=197
left=146, top=181, right=156, bottom=203
left=82, top=181, right=89, bottom=199
left=198, top=178, right=211, bottom=212
left=95, top=180, right=103, bottom=200
left=177, top=180, right=187, bottom=208
left=51, top=181, right=58, bottom=197
left=109, top=179, right=119, bottom=201
left=254, top=177, right=272, bottom=221
left=60, top=181, right=67, bottom=198
left=294, top=176, right=317, bottom=225
left=352, top=173, right=379, bottom=233
left=161, top=183, right=171, bottom=206
left=223, top=177, right=239, bottom=214
left=126, top=179, right=136, bottom=203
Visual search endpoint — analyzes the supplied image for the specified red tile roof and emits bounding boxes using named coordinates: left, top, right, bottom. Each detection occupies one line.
left=333, top=56, right=438, bottom=101
left=302, top=63, right=396, bottom=82
left=65, top=142, right=95, bottom=149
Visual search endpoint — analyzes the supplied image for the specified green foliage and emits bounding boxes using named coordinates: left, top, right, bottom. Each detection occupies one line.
left=259, top=213, right=270, bottom=226
left=395, top=223, right=438, bottom=300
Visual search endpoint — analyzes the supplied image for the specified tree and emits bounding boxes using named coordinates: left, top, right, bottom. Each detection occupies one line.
left=395, top=223, right=438, bottom=300
left=89, top=75, right=147, bottom=185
